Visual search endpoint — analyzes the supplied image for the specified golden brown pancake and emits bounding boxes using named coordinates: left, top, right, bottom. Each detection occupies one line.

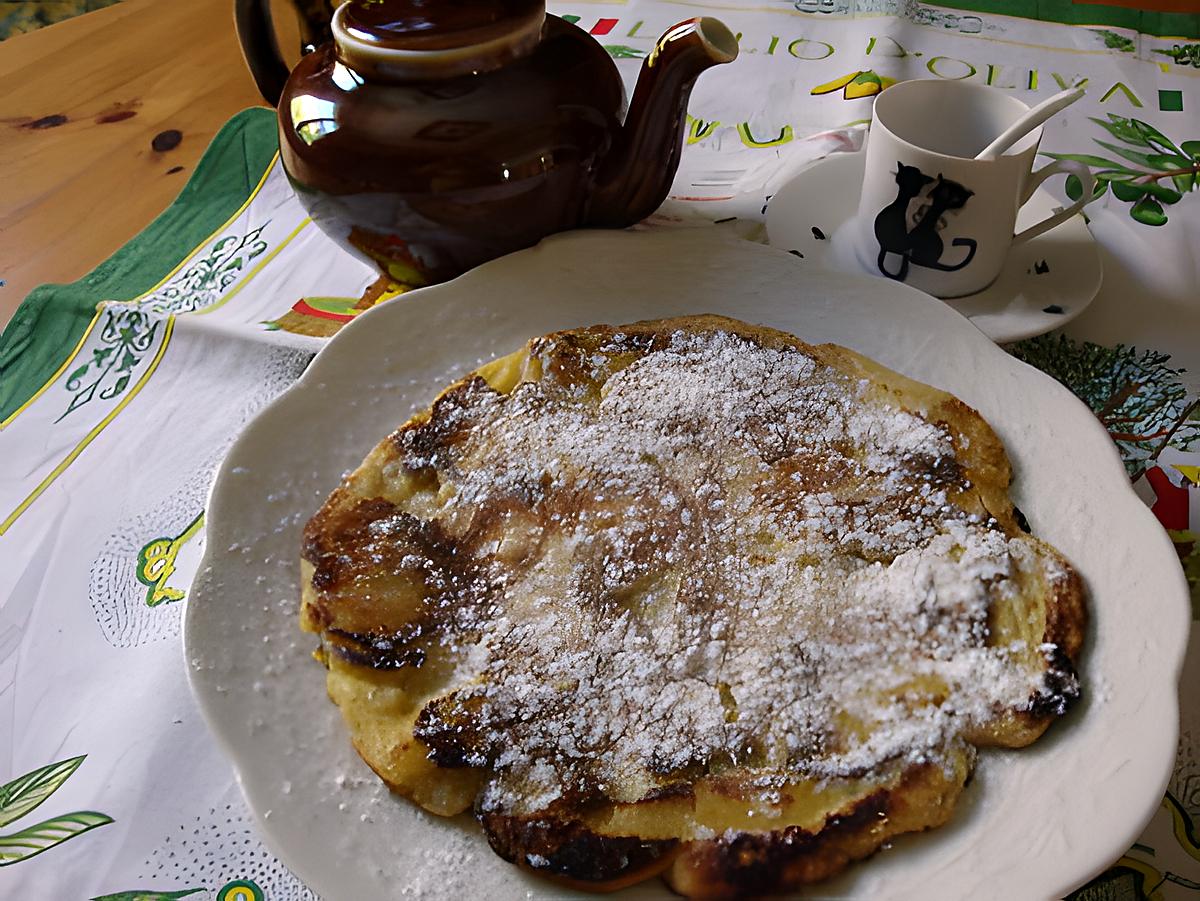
left=300, top=315, right=1085, bottom=897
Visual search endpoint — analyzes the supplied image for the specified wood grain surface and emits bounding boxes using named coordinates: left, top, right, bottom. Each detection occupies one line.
left=0, top=0, right=299, bottom=327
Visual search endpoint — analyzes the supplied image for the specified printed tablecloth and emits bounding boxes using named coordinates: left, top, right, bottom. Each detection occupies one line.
left=2, top=2, right=1198, bottom=898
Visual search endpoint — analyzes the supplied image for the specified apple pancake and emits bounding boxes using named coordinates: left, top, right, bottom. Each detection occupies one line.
left=300, top=314, right=1085, bottom=897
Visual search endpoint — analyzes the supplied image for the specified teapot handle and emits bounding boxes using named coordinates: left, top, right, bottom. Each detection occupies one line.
left=234, top=0, right=291, bottom=107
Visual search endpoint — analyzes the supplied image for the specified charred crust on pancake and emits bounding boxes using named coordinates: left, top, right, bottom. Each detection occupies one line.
left=302, top=495, right=486, bottom=658
left=322, top=627, right=428, bottom=670
left=689, top=790, right=890, bottom=896
left=304, top=497, right=469, bottom=597
left=915, top=451, right=965, bottom=487
left=479, top=810, right=679, bottom=886
left=640, top=780, right=698, bottom=803
left=300, top=313, right=1089, bottom=896
left=668, top=762, right=962, bottom=898
left=1043, top=554, right=1087, bottom=663
left=1025, top=555, right=1086, bottom=719
left=303, top=494, right=399, bottom=590
left=1026, top=645, right=1081, bottom=717
left=414, top=692, right=491, bottom=768
left=393, top=376, right=495, bottom=461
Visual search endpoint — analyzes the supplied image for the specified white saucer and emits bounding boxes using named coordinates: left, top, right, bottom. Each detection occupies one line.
left=766, top=149, right=1102, bottom=343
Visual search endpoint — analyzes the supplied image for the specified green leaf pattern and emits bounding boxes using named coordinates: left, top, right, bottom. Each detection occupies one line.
left=0, top=755, right=112, bottom=866
left=1090, top=114, right=1149, bottom=145
left=132, top=225, right=269, bottom=316
left=1093, top=139, right=1163, bottom=169
left=91, top=890, right=205, bottom=901
left=57, top=309, right=160, bottom=422
left=52, top=225, right=272, bottom=422
left=1131, top=120, right=1182, bottom=156
left=1090, top=29, right=1135, bottom=53
left=0, top=812, right=114, bottom=866
left=0, top=756, right=85, bottom=828
left=1130, top=195, right=1168, bottom=226
left=1044, top=115, right=1200, bottom=226
left=1153, top=43, right=1200, bottom=68
left=603, top=44, right=646, bottom=58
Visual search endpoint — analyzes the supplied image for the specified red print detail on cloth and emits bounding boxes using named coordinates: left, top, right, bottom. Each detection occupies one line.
left=292, top=299, right=355, bottom=323
left=1145, top=466, right=1189, bottom=531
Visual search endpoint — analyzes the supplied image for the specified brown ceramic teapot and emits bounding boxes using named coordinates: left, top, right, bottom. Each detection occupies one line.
left=235, top=0, right=737, bottom=285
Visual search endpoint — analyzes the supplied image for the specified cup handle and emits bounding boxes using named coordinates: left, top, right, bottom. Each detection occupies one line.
left=1012, top=159, right=1096, bottom=246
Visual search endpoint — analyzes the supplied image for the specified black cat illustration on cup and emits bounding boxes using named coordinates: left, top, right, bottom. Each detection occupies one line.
left=854, top=80, right=1098, bottom=299
left=874, top=162, right=977, bottom=281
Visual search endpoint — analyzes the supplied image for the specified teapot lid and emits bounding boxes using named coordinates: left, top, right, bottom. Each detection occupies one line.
left=334, top=0, right=546, bottom=79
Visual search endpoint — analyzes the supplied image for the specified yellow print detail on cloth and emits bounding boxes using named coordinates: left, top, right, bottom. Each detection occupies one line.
left=810, top=69, right=897, bottom=99
left=260, top=275, right=409, bottom=337
left=218, top=880, right=264, bottom=901
left=89, top=464, right=205, bottom=648
left=1070, top=793, right=1200, bottom=899
left=90, top=890, right=203, bottom=901
left=136, top=511, right=205, bottom=607
left=87, top=346, right=309, bottom=648
left=594, top=9, right=1193, bottom=159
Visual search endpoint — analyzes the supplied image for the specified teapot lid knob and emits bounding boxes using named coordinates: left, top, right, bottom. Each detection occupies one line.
left=335, top=0, right=546, bottom=78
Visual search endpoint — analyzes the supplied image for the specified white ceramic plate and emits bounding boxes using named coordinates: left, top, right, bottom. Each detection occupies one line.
left=765, top=149, right=1103, bottom=344
left=185, top=228, right=1186, bottom=901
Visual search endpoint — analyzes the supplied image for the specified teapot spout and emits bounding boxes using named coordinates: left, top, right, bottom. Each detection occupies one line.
left=587, top=18, right=738, bottom=228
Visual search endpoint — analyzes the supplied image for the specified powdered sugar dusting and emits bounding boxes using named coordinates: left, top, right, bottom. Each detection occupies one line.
left=368, top=327, right=1069, bottom=815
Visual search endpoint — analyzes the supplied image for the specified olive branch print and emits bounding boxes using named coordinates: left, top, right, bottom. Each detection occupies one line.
left=91, top=890, right=204, bottom=900
left=1090, top=29, right=1135, bottom=53
left=1155, top=43, right=1200, bottom=68
left=1009, top=334, right=1200, bottom=478
left=0, top=755, right=113, bottom=866
left=1043, top=114, right=1200, bottom=226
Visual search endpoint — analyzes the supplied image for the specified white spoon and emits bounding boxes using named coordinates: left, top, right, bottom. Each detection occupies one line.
left=974, top=86, right=1086, bottom=160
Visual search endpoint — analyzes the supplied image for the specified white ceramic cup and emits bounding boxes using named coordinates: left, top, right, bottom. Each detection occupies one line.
left=854, top=79, right=1097, bottom=298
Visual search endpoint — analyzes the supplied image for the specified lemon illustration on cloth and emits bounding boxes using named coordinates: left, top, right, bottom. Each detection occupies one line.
left=812, top=70, right=897, bottom=99
left=218, top=881, right=264, bottom=901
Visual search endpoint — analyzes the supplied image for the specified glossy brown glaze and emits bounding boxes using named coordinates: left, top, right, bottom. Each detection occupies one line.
left=296, top=0, right=336, bottom=52
left=235, top=0, right=336, bottom=107
left=280, top=17, right=618, bottom=284
left=342, top=0, right=543, bottom=50
left=271, top=13, right=736, bottom=284
left=590, top=18, right=737, bottom=228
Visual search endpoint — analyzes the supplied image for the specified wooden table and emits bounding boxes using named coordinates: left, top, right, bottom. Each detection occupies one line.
left=0, top=0, right=299, bottom=328
left=1, top=0, right=1190, bottom=331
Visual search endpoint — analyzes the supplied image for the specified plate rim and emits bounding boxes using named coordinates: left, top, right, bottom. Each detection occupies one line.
left=185, top=228, right=1188, bottom=900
